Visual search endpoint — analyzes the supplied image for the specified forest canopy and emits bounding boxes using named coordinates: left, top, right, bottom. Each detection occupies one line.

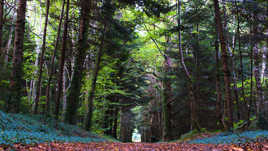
left=0, top=0, right=267, bottom=143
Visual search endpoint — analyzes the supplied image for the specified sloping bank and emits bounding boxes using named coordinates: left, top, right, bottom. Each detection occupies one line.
left=189, top=131, right=268, bottom=144
left=0, top=110, right=110, bottom=145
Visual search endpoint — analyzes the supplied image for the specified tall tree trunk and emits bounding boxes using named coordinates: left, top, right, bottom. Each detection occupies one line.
left=61, top=67, right=68, bottom=120
left=31, top=0, right=43, bottom=109
left=55, top=0, right=69, bottom=120
left=119, top=108, right=134, bottom=142
left=103, top=104, right=112, bottom=135
left=8, top=0, right=27, bottom=113
left=65, top=0, right=90, bottom=124
left=188, top=84, right=199, bottom=131
left=112, top=106, right=118, bottom=138
left=0, top=0, right=3, bottom=58
left=253, top=38, right=263, bottom=119
left=248, top=26, right=254, bottom=123
left=230, top=30, right=240, bottom=121
left=84, top=25, right=106, bottom=130
left=213, top=0, right=233, bottom=131
left=162, top=32, right=172, bottom=141
left=236, top=1, right=246, bottom=120
left=45, top=0, right=65, bottom=115
left=252, top=13, right=264, bottom=119
left=177, top=0, right=200, bottom=131
left=178, top=0, right=190, bottom=80
left=193, top=24, right=201, bottom=127
left=107, top=106, right=113, bottom=136
left=4, top=9, right=17, bottom=65
left=215, top=39, right=222, bottom=128
left=266, top=0, right=268, bottom=117
left=4, top=22, right=14, bottom=65
left=34, top=0, right=50, bottom=114
left=223, top=1, right=239, bottom=121
left=162, top=55, right=172, bottom=141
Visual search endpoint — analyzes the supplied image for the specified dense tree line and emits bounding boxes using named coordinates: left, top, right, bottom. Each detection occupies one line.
left=0, top=0, right=267, bottom=142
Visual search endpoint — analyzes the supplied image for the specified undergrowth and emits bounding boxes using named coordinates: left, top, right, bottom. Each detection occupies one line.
left=189, top=130, right=268, bottom=144
left=0, top=110, right=107, bottom=145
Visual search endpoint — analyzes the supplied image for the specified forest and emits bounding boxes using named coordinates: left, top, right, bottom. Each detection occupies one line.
left=0, top=0, right=268, bottom=150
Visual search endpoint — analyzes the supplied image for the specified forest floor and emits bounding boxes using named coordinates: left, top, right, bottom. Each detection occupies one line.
left=1, top=110, right=268, bottom=150
left=0, top=110, right=111, bottom=145
left=1, top=142, right=268, bottom=151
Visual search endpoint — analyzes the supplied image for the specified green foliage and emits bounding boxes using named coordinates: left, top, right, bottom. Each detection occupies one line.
left=0, top=0, right=267, bottom=143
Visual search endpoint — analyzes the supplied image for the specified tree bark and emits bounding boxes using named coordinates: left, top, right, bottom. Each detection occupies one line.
left=162, top=55, right=172, bottom=141
left=119, top=108, right=134, bottom=142
left=230, top=32, right=240, bottom=121
left=215, top=39, right=222, bottom=128
left=248, top=26, right=254, bottom=124
left=61, top=66, right=68, bottom=120
left=55, top=0, right=69, bottom=120
left=213, top=0, right=233, bottom=131
left=8, top=0, right=27, bottom=113
left=45, top=0, right=65, bottom=115
left=65, top=0, right=90, bottom=124
left=31, top=0, right=43, bottom=109
left=236, top=1, right=246, bottom=120
left=193, top=24, right=201, bottom=129
left=223, top=1, right=239, bottom=121
left=177, top=0, right=200, bottom=131
left=34, top=0, right=50, bottom=114
left=266, top=0, right=268, bottom=117
left=84, top=25, right=106, bottom=130
left=112, top=106, right=119, bottom=138
left=253, top=42, right=263, bottom=118
left=103, top=104, right=113, bottom=136
left=0, top=0, right=3, bottom=58
left=230, top=11, right=243, bottom=121
left=4, top=22, right=14, bottom=65
left=252, top=14, right=264, bottom=119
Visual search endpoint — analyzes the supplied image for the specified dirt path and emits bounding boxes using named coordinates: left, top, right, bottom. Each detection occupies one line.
left=2, top=142, right=268, bottom=151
